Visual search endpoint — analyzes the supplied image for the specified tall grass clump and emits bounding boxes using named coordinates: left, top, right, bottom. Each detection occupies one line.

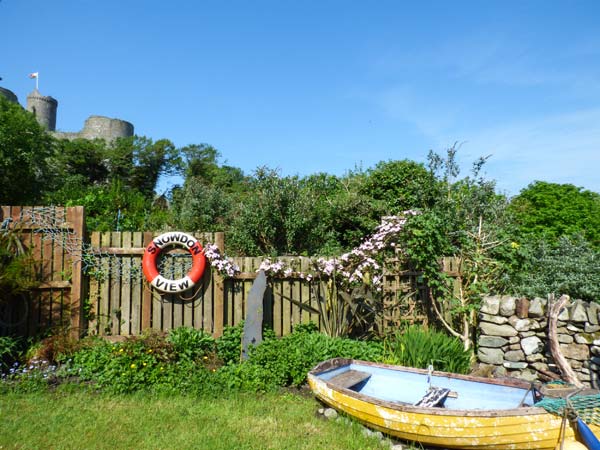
left=382, top=325, right=472, bottom=374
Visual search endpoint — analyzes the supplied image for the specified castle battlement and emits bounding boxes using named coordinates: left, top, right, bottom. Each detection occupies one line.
left=0, top=84, right=134, bottom=141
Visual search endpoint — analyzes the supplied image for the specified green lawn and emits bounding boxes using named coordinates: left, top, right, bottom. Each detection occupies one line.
left=0, top=389, right=392, bottom=450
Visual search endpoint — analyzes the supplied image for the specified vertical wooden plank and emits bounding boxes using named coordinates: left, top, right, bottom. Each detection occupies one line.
left=142, top=232, right=153, bottom=331
left=120, top=232, right=132, bottom=335
left=281, top=257, right=292, bottom=336
left=130, top=232, right=143, bottom=335
left=87, top=232, right=100, bottom=334
left=212, top=232, right=225, bottom=337
left=272, top=267, right=282, bottom=337
left=99, top=232, right=111, bottom=335
left=67, top=206, right=86, bottom=338
left=110, top=232, right=122, bottom=336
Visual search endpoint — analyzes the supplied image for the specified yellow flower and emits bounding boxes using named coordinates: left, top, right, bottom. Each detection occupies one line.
left=511, top=241, right=520, bottom=249
left=143, top=362, right=147, bottom=366
left=203, top=356, right=208, bottom=361
left=130, top=363, right=136, bottom=369
left=119, top=348, right=124, bottom=353
left=160, top=367, right=164, bottom=371
left=147, top=349, right=153, bottom=353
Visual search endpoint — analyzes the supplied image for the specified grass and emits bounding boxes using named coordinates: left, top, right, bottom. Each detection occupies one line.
left=0, top=388, right=392, bottom=450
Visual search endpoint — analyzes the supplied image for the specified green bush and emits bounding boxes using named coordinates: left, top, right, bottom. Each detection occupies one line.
left=382, top=325, right=472, bottom=374
left=167, top=327, right=215, bottom=362
left=242, top=325, right=384, bottom=387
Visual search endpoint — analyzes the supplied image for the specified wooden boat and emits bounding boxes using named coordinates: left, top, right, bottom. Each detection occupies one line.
left=308, top=358, right=600, bottom=449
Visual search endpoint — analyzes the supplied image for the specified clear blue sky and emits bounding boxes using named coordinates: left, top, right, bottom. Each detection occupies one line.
left=2, top=0, right=599, bottom=196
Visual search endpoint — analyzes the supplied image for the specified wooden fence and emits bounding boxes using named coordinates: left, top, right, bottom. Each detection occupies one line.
left=0, top=206, right=445, bottom=339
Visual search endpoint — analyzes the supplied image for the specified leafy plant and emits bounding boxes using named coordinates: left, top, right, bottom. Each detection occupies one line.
left=167, top=326, right=215, bottom=362
left=382, top=325, right=472, bottom=374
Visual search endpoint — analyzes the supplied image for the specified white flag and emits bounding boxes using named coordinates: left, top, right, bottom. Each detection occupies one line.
left=29, top=72, right=38, bottom=79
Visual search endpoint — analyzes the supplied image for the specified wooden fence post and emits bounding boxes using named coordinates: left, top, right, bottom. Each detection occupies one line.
left=67, top=206, right=86, bottom=338
left=213, top=232, right=225, bottom=337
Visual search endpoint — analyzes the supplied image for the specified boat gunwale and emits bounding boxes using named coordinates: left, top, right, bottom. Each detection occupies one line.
left=308, top=358, right=549, bottom=418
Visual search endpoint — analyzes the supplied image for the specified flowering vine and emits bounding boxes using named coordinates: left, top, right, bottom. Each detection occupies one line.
left=203, top=243, right=241, bottom=277
left=255, top=211, right=419, bottom=290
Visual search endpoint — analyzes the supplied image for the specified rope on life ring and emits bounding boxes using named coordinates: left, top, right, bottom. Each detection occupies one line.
left=142, top=232, right=206, bottom=293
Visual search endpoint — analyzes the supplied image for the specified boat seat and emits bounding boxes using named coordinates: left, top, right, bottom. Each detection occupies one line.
left=328, top=370, right=371, bottom=389
left=414, top=386, right=451, bottom=407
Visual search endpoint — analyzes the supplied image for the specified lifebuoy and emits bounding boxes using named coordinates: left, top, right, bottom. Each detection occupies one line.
left=142, top=232, right=206, bottom=293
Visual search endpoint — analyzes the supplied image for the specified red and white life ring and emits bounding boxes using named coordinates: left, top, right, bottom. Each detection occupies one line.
left=142, top=232, right=206, bottom=293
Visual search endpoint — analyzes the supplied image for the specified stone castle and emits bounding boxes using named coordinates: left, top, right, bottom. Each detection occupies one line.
left=0, top=85, right=134, bottom=141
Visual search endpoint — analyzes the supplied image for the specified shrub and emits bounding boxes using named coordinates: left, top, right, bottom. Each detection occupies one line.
left=382, top=325, right=472, bottom=374
left=242, top=325, right=384, bottom=387
left=167, top=327, right=215, bottom=362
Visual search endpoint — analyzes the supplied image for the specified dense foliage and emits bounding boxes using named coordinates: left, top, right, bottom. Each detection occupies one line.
left=1, top=98, right=598, bottom=312
left=1, top=324, right=471, bottom=394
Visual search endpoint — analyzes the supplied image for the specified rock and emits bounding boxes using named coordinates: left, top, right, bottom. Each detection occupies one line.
left=499, top=297, right=517, bottom=317
left=529, top=298, right=546, bottom=318
left=560, top=343, right=590, bottom=361
left=478, top=336, right=508, bottom=348
left=509, top=317, right=532, bottom=332
left=585, top=324, right=600, bottom=333
left=516, top=297, right=530, bottom=319
left=591, top=346, right=600, bottom=357
left=478, top=347, right=504, bottom=365
left=509, top=336, right=521, bottom=344
left=558, top=334, right=574, bottom=344
left=479, top=322, right=518, bottom=337
left=567, top=324, right=583, bottom=333
left=526, top=353, right=545, bottom=362
left=517, top=369, right=539, bottom=382
left=492, top=365, right=508, bottom=377
left=522, top=336, right=544, bottom=355
left=570, top=300, right=588, bottom=323
left=558, top=307, right=570, bottom=321
left=503, top=361, right=528, bottom=369
left=481, top=296, right=500, bottom=315
left=589, top=302, right=600, bottom=325
left=505, top=350, right=525, bottom=362
left=323, top=408, right=338, bottom=419
left=479, top=313, right=509, bottom=325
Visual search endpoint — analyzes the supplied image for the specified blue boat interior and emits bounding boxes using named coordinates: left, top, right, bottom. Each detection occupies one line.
left=318, top=363, right=536, bottom=410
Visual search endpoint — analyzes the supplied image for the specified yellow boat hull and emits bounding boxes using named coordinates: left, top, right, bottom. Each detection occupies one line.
left=308, top=360, right=600, bottom=450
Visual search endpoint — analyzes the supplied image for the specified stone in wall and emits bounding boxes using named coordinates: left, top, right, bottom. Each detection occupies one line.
left=478, top=336, right=508, bottom=348
left=477, top=347, right=504, bottom=365
left=479, top=321, right=518, bottom=337
left=477, top=295, right=600, bottom=387
left=570, top=300, right=588, bottom=323
left=528, top=298, right=546, bottom=318
left=499, top=296, right=516, bottom=316
left=480, top=297, right=500, bottom=315
left=521, top=336, right=543, bottom=355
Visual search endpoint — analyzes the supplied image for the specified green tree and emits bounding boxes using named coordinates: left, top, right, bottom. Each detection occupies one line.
left=0, top=97, right=55, bottom=204
left=401, top=148, right=513, bottom=349
left=361, top=159, right=437, bottom=213
left=510, top=181, right=600, bottom=248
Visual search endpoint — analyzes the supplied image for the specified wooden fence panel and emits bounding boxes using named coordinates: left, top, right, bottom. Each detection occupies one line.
left=1, top=207, right=461, bottom=340
left=0, top=206, right=84, bottom=338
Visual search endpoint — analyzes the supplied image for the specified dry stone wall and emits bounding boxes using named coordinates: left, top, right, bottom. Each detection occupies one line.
left=477, top=296, right=600, bottom=388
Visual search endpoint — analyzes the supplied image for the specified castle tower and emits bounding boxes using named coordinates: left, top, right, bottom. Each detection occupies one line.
left=26, top=89, right=58, bottom=131
left=0, top=86, right=19, bottom=104
left=80, top=115, right=134, bottom=141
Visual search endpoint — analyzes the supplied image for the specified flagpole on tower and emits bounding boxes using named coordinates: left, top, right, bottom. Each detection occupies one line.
left=29, top=72, right=39, bottom=90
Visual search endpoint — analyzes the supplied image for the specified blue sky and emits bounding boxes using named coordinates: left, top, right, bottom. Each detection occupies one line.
left=2, top=0, right=599, bottom=196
